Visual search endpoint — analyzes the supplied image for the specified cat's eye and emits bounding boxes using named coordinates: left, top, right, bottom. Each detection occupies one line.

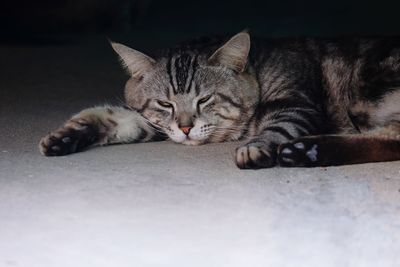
left=198, top=95, right=212, bottom=105
left=156, top=100, right=174, bottom=109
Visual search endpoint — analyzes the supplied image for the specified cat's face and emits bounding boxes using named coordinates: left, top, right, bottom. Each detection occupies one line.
left=112, top=32, right=257, bottom=145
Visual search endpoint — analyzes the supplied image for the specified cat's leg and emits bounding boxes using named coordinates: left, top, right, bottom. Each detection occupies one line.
left=235, top=101, right=322, bottom=169
left=277, top=124, right=400, bottom=167
left=39, top=106, right=166, bottom=156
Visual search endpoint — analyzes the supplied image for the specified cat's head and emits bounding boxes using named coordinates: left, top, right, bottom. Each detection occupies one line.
left=111, top=32, right=258, bottom=145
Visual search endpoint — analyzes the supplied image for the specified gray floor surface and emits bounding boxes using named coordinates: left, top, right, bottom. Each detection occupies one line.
left=1, top=36, right=400, bottom=267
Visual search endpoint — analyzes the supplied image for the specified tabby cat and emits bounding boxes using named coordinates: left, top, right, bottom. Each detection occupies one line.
left=39, top=32, right=400, bottom=168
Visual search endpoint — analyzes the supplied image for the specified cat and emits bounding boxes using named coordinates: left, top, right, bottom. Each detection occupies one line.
left=39, top=31, right=400, bottom=168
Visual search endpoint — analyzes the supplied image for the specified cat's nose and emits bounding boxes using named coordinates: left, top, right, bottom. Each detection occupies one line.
left=180, top=126, right=192, bottom=135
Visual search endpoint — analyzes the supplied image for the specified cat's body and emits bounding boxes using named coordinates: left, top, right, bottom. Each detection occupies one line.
left=39, top=32, right=400, bottom=168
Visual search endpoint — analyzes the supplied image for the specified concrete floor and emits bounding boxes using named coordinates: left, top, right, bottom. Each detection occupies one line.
left=1, top=36, right=400, bottom=267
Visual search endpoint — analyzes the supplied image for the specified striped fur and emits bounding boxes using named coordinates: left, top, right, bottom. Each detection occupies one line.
left=40, top=32, right=400, bottom=169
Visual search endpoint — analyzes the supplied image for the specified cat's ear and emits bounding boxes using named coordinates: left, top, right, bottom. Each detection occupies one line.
left=110, top=41, right=156, bottom=79
left=208, top=32, right=250, bottom=72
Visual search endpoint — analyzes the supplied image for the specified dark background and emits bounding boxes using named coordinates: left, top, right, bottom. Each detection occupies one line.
left=1, top=0, right=400, bottom=120
left=2, top=0, right=400, bottom=46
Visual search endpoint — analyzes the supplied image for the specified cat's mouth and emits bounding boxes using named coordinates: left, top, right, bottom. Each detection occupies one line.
left=166, top=122, right=214, bottom=145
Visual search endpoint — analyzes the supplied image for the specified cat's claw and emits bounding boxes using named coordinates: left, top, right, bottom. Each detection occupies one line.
left=39, top=119, right=99, bottom=156
left=278, top=139, right=319, bottom=167
left=235, top=143, right=275, bottom=169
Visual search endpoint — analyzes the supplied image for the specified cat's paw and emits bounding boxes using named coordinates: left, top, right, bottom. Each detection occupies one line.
left=235, top=142, right=276, bottom=169
left=278, top=138, right=320, bottom=167
left=39, top=119, right=99, bottom=156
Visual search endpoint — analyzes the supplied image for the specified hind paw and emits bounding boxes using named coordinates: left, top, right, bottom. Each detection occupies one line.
left=278, top=138, right=320, bottom=167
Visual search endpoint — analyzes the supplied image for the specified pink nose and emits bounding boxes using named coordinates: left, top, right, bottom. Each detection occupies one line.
left=180, top=127, right=192, bottom=135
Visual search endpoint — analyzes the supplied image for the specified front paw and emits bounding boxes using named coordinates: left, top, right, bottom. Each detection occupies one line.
left=39, top=119, right=99, bottom=156
left=278, top=138, right=320, bottom=167
left=235, top=142, right=276, bottom=169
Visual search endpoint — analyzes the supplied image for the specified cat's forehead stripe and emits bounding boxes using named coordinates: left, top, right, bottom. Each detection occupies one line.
left=166, top=56, right=177, bottom=95
left=174, top=53, right=191, bottom=93
left=185, top=55, right=198, bottom=94
left=167, top=52, right=199, bottom=96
